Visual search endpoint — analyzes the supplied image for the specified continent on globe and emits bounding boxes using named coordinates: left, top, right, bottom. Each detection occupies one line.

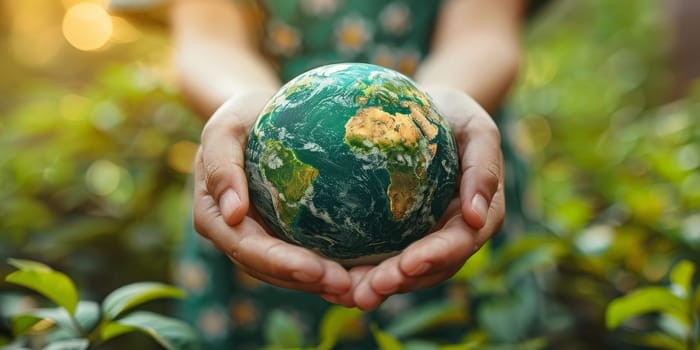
left=245, top=63, right=459, bottom=266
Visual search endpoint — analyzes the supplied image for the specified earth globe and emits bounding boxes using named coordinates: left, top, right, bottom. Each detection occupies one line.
left=245, top=63, right=459, bottom=267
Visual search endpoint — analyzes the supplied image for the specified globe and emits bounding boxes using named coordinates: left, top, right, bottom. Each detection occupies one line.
left=245, top=63, right=459, bottom=266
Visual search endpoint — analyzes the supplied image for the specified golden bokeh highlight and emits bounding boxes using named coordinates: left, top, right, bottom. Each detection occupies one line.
left=110, top=16, right=142, bottom=44
left=62, top=2, right=113, bottom=51
left=6, top=0, right=63, bottom=67
left=61, top=0, right=110, bottom=10
left=168, top=141, right=198, bottom=174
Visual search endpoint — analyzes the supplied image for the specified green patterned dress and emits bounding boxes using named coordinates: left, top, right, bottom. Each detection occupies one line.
left=175, top=1, right=538, bottom=348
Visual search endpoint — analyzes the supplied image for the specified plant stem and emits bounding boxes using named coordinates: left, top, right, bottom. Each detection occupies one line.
left=69, top=314, right=87, bottom=338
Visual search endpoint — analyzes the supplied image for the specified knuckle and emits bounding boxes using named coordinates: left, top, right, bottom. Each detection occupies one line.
left=265, top=243, right=294, bottom=275
left=484, top=160, right=502, bottom=183
left=203, top=159, right=225, bottom=187
left=471, top=118, right=500, bottom=141
left=200, top=118, right=221, bottom=142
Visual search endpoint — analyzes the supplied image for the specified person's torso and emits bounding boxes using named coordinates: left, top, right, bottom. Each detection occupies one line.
left=250, top=0, right=443, bottom=81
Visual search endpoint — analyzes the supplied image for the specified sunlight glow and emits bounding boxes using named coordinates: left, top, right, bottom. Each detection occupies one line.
left=7, top=0, right=62, bottom=67
left=62, top=2, right=113, bottom=51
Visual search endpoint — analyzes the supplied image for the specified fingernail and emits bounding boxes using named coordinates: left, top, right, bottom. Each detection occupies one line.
left=408, top=262, right=431, bottom=276
left=471, top=194, right=489, bottom=228
left=219, top=189, right=240, bottom=219
left=292, top=271, right=317, bottom=283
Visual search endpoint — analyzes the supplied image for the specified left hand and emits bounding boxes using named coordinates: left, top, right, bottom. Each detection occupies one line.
left=321, top=86, right=506, bottom=310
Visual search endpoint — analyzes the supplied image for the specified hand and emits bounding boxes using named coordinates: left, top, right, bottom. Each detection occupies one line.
left=192, top=90, right=352, bottom=296
left=322, top=87, right=506, bottom=310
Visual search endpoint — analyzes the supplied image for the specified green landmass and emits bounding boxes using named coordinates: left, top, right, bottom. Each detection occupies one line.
left=260, top=139, right=319, bottom=228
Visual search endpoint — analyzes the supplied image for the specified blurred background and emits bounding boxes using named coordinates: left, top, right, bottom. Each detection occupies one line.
left=1, top=0, right=698, bottom=348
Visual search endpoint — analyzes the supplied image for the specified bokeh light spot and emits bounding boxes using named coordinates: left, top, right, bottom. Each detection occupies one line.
left=513, top=115, right=552, bottom=157
left=61, top=0, right=110, bottom=9
left=110, top=16, right=142, bottom=43
left=62, top=2, right=113, bottom=51
left=7, top=0, right=63, bottom=67
left=168, top=141, right=198, bottom=174
left=85, top=159, right=121, bottom=196
left=92, top=101, right=125, bottom=131
left=60, top=94, right=91, bottom=121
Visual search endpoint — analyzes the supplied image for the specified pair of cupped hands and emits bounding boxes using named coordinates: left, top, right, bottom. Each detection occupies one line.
left=193, top=85, right=505, bottom=311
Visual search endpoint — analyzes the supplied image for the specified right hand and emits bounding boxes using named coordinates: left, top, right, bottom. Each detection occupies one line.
left=192, top=90, right=352, bottom=296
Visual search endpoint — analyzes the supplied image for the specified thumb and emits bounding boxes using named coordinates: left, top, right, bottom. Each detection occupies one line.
left=458, top=118, right=503, bottom=229
left=197, top=100, right=258, bottom=226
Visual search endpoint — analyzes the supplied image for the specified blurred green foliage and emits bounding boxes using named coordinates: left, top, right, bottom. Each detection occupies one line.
left=1, top=0, right=699, bottom=348
left=3, top=259, right=196, bottom=350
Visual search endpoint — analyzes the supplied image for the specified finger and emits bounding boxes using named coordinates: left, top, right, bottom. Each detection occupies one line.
left=399, top=187, right=505, bottom=279
left=232, top=218, right=352, bottom=293
left=235, top=260, right=343, bottom=294
left=192, top=157, right=226, bottom=240
left=399, top=204, right=477, bottom=278
left=198, top=107, right=251, bottom=226
left=351, top=266, right=387, bottom=311
left=366, top=255, right=403, bottom=296
left=458, top=115, right=503, bottom=229
left=193, top=188, right=352, bottom=294
left=325, top=266, right=371, bottom=308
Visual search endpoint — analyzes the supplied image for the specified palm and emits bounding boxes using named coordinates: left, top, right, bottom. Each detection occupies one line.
left=325, top=87, right=506, bottom=310
left=193, top=87, right=504, bottom=310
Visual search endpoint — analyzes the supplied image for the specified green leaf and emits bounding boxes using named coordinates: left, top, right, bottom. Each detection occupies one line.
left=371, top=324, right=403, bottom=350
left=101, top=322, right=139, bottom=342
left=11, top=314, right=52, bottom=336
left=102, top=282, right=186, bottom=320
left=385, top=301, right=466, bottom=339
left=42, top=339, right=89, bottom=350
left=8, top=259, right=52, bottom=272
left=438, top=344, right=474, bottom=350
left=669, top=259, right=695, bottom=298
left=12, top=302, right=101, bottom=337
left=318, top=306, right=363, bottom=350
left=105, top=311, right=199, bottom=350
left=497, top=235, right=566, bottom=272
left=476, top=281, right=538, bottom=343
left=5, top=259, right=79, bottom=315
left=403, top=340, right=439, bottom=350
left=606, top=286, right=688, bottom=329
left=452, top=241, right=491, bottom=281
left=263, top=310, right=303, bottom=348
left=633, top=332, right=686, bottom=350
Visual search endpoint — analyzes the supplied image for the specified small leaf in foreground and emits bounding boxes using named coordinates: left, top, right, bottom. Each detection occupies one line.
left=42, top=338, right=89, bottom=350
left=385, top=301, right=466, bottom=339
left=669, top=259, right=695, bottom=298
left=12, top=314, right=54, bottom=336
left=5, top=259, right=79, bottom=315
left=318, top=306, right=364, bottom=350
left=606, top=286, right=687, bottom=329
left=102, top=282, right=186, bottom=320
left=12, top=301, right=101, bottom=337
left=7, top=259, right=52, bottom=272
left=106, top=311, right=200, bottom=350
left=371, top=324, right=403, bottom=350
